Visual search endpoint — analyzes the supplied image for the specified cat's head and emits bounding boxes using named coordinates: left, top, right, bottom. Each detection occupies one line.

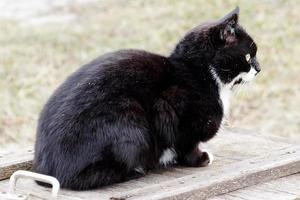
left=171, top=7, right=260, bottom=87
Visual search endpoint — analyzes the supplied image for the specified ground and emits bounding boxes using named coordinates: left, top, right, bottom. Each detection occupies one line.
left=0, top=0, right=299, bottom=149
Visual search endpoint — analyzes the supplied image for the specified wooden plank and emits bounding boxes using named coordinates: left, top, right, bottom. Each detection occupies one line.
left=210, top=173, right=300, bottom=200
left=0, top=147, right=300, bottom=200
left=209, top=129, right=293, bottom=161
left=229, top=127, right=299, bottom=145
left=0, top=129, right=291, bottom=181
left=0, top=148, right=33, bottom=180
left=0, top=180, right=86, bottom=200
left=0, top=129, right=299, bottom=200
left=111, top=146, right=300, bottom=200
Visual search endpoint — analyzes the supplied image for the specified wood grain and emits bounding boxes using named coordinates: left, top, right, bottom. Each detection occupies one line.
left=113, top=147, right=300, bottom=200
left=210, top=173, right=300, bottom=200
left=0, top=148, right=34, bottom=180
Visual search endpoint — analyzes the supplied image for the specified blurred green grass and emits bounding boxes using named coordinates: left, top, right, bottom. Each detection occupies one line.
left=1, top=0, right=299, bottom=149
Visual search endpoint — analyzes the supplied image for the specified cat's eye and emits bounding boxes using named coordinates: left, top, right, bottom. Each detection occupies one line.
left=245, top=54, right=251, bottom=62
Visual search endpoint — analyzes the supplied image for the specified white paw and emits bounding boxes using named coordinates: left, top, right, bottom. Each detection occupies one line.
left=159, top=148, right=177, bottom=167
left=201, top=149, right=214, bottom=166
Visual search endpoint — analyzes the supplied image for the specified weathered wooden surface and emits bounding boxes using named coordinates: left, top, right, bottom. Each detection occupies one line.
left=0, top=129, right=299, bottom=200
left=210, top=173, right=300, bottom=200
left=0, top=148, right=33, bottom=180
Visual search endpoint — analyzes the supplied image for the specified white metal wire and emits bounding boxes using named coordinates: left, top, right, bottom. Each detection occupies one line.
left=0, top=170, right=60, bottom=199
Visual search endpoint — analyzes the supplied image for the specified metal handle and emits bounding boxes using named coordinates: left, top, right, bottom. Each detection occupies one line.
left=8, top=170, right=60, bottom=199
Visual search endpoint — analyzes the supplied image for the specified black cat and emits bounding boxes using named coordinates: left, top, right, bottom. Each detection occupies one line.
left=33, top=7, right=260, bottom=190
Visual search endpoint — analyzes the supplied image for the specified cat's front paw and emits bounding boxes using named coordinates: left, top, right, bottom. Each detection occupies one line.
left=191, top=149, right=213, bottom=167
left=180, top=148, right=213, bottom=167
left=198, top=143, right=214, bottom=166
left=201, top=149, right=214, bottom=166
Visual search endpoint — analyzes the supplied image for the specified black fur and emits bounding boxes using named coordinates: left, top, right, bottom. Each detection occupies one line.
left=33, top=7, right=260, bottom=190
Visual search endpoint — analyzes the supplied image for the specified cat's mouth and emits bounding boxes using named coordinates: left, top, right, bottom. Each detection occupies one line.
left=231, top=78, right=246, bottom=90
left=233, top=78, right=244, bottom=85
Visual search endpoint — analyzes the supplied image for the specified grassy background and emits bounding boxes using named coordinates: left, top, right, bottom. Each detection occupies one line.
left=1, top=0, right=299, bottom=149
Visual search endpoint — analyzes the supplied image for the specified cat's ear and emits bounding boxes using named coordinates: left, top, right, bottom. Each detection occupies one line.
left=218, top=7, right=239, bottom=44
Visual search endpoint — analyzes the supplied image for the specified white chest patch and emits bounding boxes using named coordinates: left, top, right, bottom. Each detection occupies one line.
left=159, top=148, right=177, bottom=166
left=209, top=67, right=232, bottom=116
left=219, top=85, right=231, bottom=117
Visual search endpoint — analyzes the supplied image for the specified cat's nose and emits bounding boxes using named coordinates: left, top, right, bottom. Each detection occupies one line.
left=255, top=67, right=261, bottom=75
left=251, top=56, right=260, bottom=75
left=254, top=64, right=261, bottom=75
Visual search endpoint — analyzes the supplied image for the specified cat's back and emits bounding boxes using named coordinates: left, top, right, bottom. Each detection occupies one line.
left=56, top=49, right=171, bottom=99
left=37, top=49, right=172, bottom=137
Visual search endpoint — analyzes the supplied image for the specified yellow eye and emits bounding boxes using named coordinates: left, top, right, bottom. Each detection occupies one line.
left=245, top=54, right=251, bottom=62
